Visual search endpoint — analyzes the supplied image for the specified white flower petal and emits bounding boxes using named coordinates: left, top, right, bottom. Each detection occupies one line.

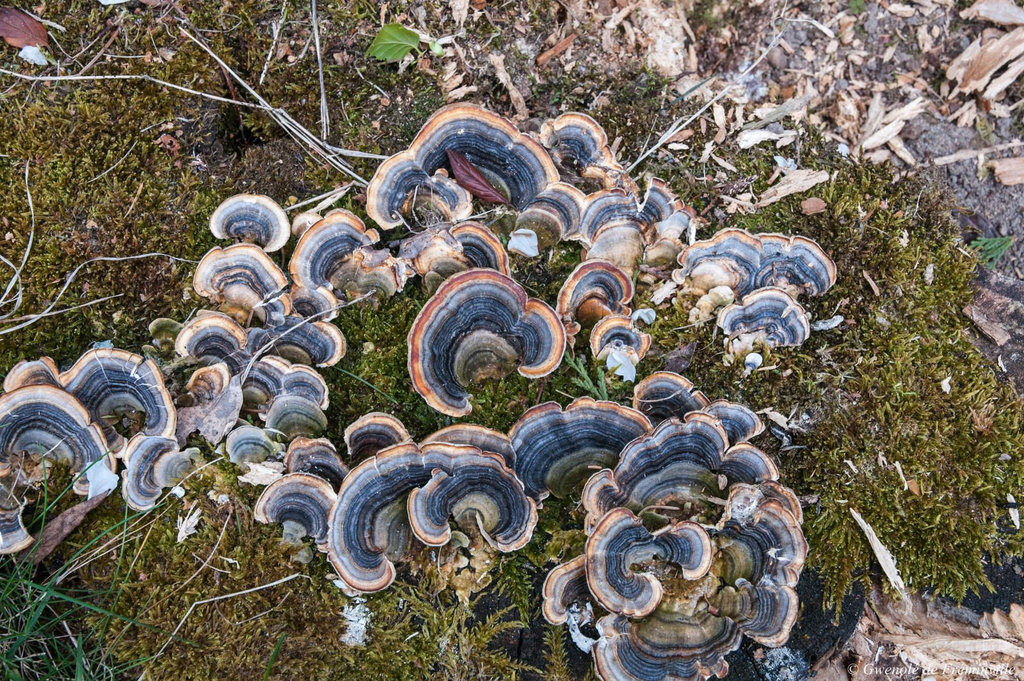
left=631, top=308, right=656, bottom=326
left=507, top=228, right=539, bottom=257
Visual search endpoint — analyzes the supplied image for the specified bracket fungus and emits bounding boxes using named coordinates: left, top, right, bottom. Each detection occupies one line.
left=208, top=194, right=290, bottom=253
left=590, top=315, right=652, bottom=371
left=343, top=412, right=411, bottom=461
left=250, top=315, right=347, bottom=368
left=510, top=397, right=651, bottom=501
left=542, top=554, right=591, bottom=626
left=254, top=472, right=338, bottom=550
left=59, top=348, right=176, bottom=447
left=3, top=356, right=60, bottom=392
left=175, top=311, right=251, bottom=373
left=366, top=104, right=560, bottom=230
left=632, top=372, right=711, bottom=425
left=121, top=434, right=197, bottom=511
left=284, top=437, right=349, bottom=489
left=585, top=507, right=713, bottom=619
left=539, top=112, right=626, bottom=190
left=515, top=182, right=586, bottom=247
left=225, top=425, right=283, bottom=468
left=407, top=446, right=537, bottom=552
left=261, top=395, right=328, bottom=442
left=673, top=228, right=836, bottom=301
left=422, top=424, right=515, bottom=468
left=288, top=209, right=378, bottom=309
left=0, top=384, right=114, bottom=500
left=193, top=244, right=290, bottom=325
left=556, top=260, right=634, bottom=341
left=717, top=287, right=811, bottom=357
left=242, top=355, right=329, bottom=413
left=407, top=269, right=566, bottom=417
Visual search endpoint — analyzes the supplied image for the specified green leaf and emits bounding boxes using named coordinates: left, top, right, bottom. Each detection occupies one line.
left=367, top=24, right=420, bottom=62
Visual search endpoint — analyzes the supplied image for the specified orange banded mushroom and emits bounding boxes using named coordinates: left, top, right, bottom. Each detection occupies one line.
left=209, top=194, right=290, bottom=252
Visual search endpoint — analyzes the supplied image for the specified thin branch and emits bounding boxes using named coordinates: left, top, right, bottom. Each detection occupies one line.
left=310, top=0, right=329, bottom=140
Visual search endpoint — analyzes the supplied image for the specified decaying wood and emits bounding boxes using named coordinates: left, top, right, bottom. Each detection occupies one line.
left=988, top=157, right=1024, bottom=185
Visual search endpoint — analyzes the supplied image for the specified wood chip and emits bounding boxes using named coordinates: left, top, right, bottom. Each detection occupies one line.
left=989, top=156, right=1024, bottom=185
left=961, top=0, right=1024, bottom=26
left=861, top=119, right=906, bottom=150
left=755, top=169, right=829, bottom=207
left=487, top=52, right=529, bottom=120
left=800, top=197, right=827, bottom=215
left=536, top=32, right=577, bottom=68
left=862, top=269, right=881, bottom=296
left=958, top=26, right=1024, bottom=93
left=850, top=507, right=907, bottom=599
left=449, top=0, right=470, bottom=28
left=965, top=300, right=1012, bottom=345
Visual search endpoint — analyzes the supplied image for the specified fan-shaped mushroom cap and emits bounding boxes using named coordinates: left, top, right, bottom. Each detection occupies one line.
left=716, top=483, right=807, bottom=588
left=593, top=608, right=738, bottom=681
left=674, top=228, right=836, bottom=299
left=326, top=441, right=461, bottom=592
left=121, top=434, right=196, bottom=510
left=3, top=356, right=60, bottom=392
left=0, top=385, right=113, bottom=497
left=539, top=113, right=624, bottom=189
left=209, top=194, right=290, bottom=252
left=407, top=446, right=537, bottom=551
left=399, top=228, right=468, bottom=282
left=193, top=244, right=290, bottom=325
left=251, top=316, right=346, bottom=368
left=644, top=206, right=698, bottom=267
left=288, top=285, right=340, bottom=322
left=241, top=355, right=329, bottom=412
left=225, top=425, right=282, bottom=468
left=703, top=400, right=764, bottom=446
left=285, top=437, right=348, bottom=489
left=331, top=246, right=414, bottom=301
left=174, top=311, right=250, bottom=373
left=584, top=223, right=646, bottom=274
left=0, top=500, right=32, bottom=554
left=451, top=222, right=509, bottom=275
left=344, top=412, right=411, bottom=461
left=717, top=287, right=811, bottom=356
left=542, top=555, right=590, bottom=625
left=510, top=397, right=651, bottom=501
left=366, top=104, right=560, bottom=230
left=59, top=348, right=176, bottom=446
left=556, top=260, right=634, bottom=340
left=585, top=507, right=712, bottom=619
left=632, top=372, right=710, bottom=424
left=261, top=395, right=328, bottom=441
left=290, top=211, right=322, bottom=238
left=254, top=472, right=337, bottom=549
left=408, top=269, right=566, bottom=417
left=422, top=424, right=515, bottom=468
left=589, top=315, right=652, bottom=365
left=288, top=210, right=378, bottom=303
left=516, top=182, right=586, bottom=245
left=148, top=318, right=183, bottom=354
left=581, top=414, right=778, bottom=530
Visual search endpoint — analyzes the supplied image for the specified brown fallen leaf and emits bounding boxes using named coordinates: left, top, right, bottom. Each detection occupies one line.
left=755, top=168, right=830, bottom=207
left=989, top=156, right=1024, bottom=185
left=446, top=149, right=508, bottom=204
left=536, top=32, right=577, bottom=68
left=20, top=491, right=110, bottom=565
left=175, top=374, right=243, bottom=446
left=487, top=52, right=529, bottom=120
left=0, top=7, right=47, bottom=48
left=801, top=197, right=827, bottom=215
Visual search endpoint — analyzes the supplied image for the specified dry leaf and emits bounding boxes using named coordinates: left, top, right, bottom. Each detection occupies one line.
left=536, top=32, right=577, bottom=68
left=449, top=0, right=470, bottom=28
left=0, top=8, right=47, bottom=48
left=447, top=149, right=508, bottom=204
left=21, top=492, right=109, bottom=565
left=850, top=507, right=907, bottom=599
left=237, top=460, right=286, bottom=486
left=175, top=375, right=243, bottom=446
left=176, top=506, right=202, bottom=542
left=487, top=52, right=528, bottom=119
left=755, top=168, right=829, bottom=207
left=862, top=270, right=881, bottom=296
left=961, top=0, right=1024, bottom=26
left=801, top=197, right=827, bottom=215
left=989, top=156, right=1024, bottom=185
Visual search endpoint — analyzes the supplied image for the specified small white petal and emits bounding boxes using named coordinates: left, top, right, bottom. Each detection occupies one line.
left=507, top=228, right=539, bottom=257
left=605, top=350, right=637, bottom=382
left=18, top=45, right=48, bottom=66
left=170, top=485, right=186, bottom=499
left=85, top=460, right=119, bottom=499
left=940, top=376, right=952, bottom=394
left=631, top=308, right=656, bottom=326
left=98, top=0, right=130, bottom=5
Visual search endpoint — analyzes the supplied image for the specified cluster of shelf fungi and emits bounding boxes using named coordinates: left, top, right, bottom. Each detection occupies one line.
left=0, top=104, right=837, bottom=681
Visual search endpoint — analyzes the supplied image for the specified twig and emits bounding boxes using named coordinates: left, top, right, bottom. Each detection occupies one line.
left=932, top=140, right=1024, bottom=166
left=283, top=184, right=352, bottom=213
left=310, top=0, right=329, bottom=140
left=77, top=28, right=120, bottom=77
left=259, top=1, right=289, bottom=86
left=87, top=141, right=138, bottom=184
left=149, top=572, right=309, bottom=667
left=0, top=164, right=34, bottom=319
